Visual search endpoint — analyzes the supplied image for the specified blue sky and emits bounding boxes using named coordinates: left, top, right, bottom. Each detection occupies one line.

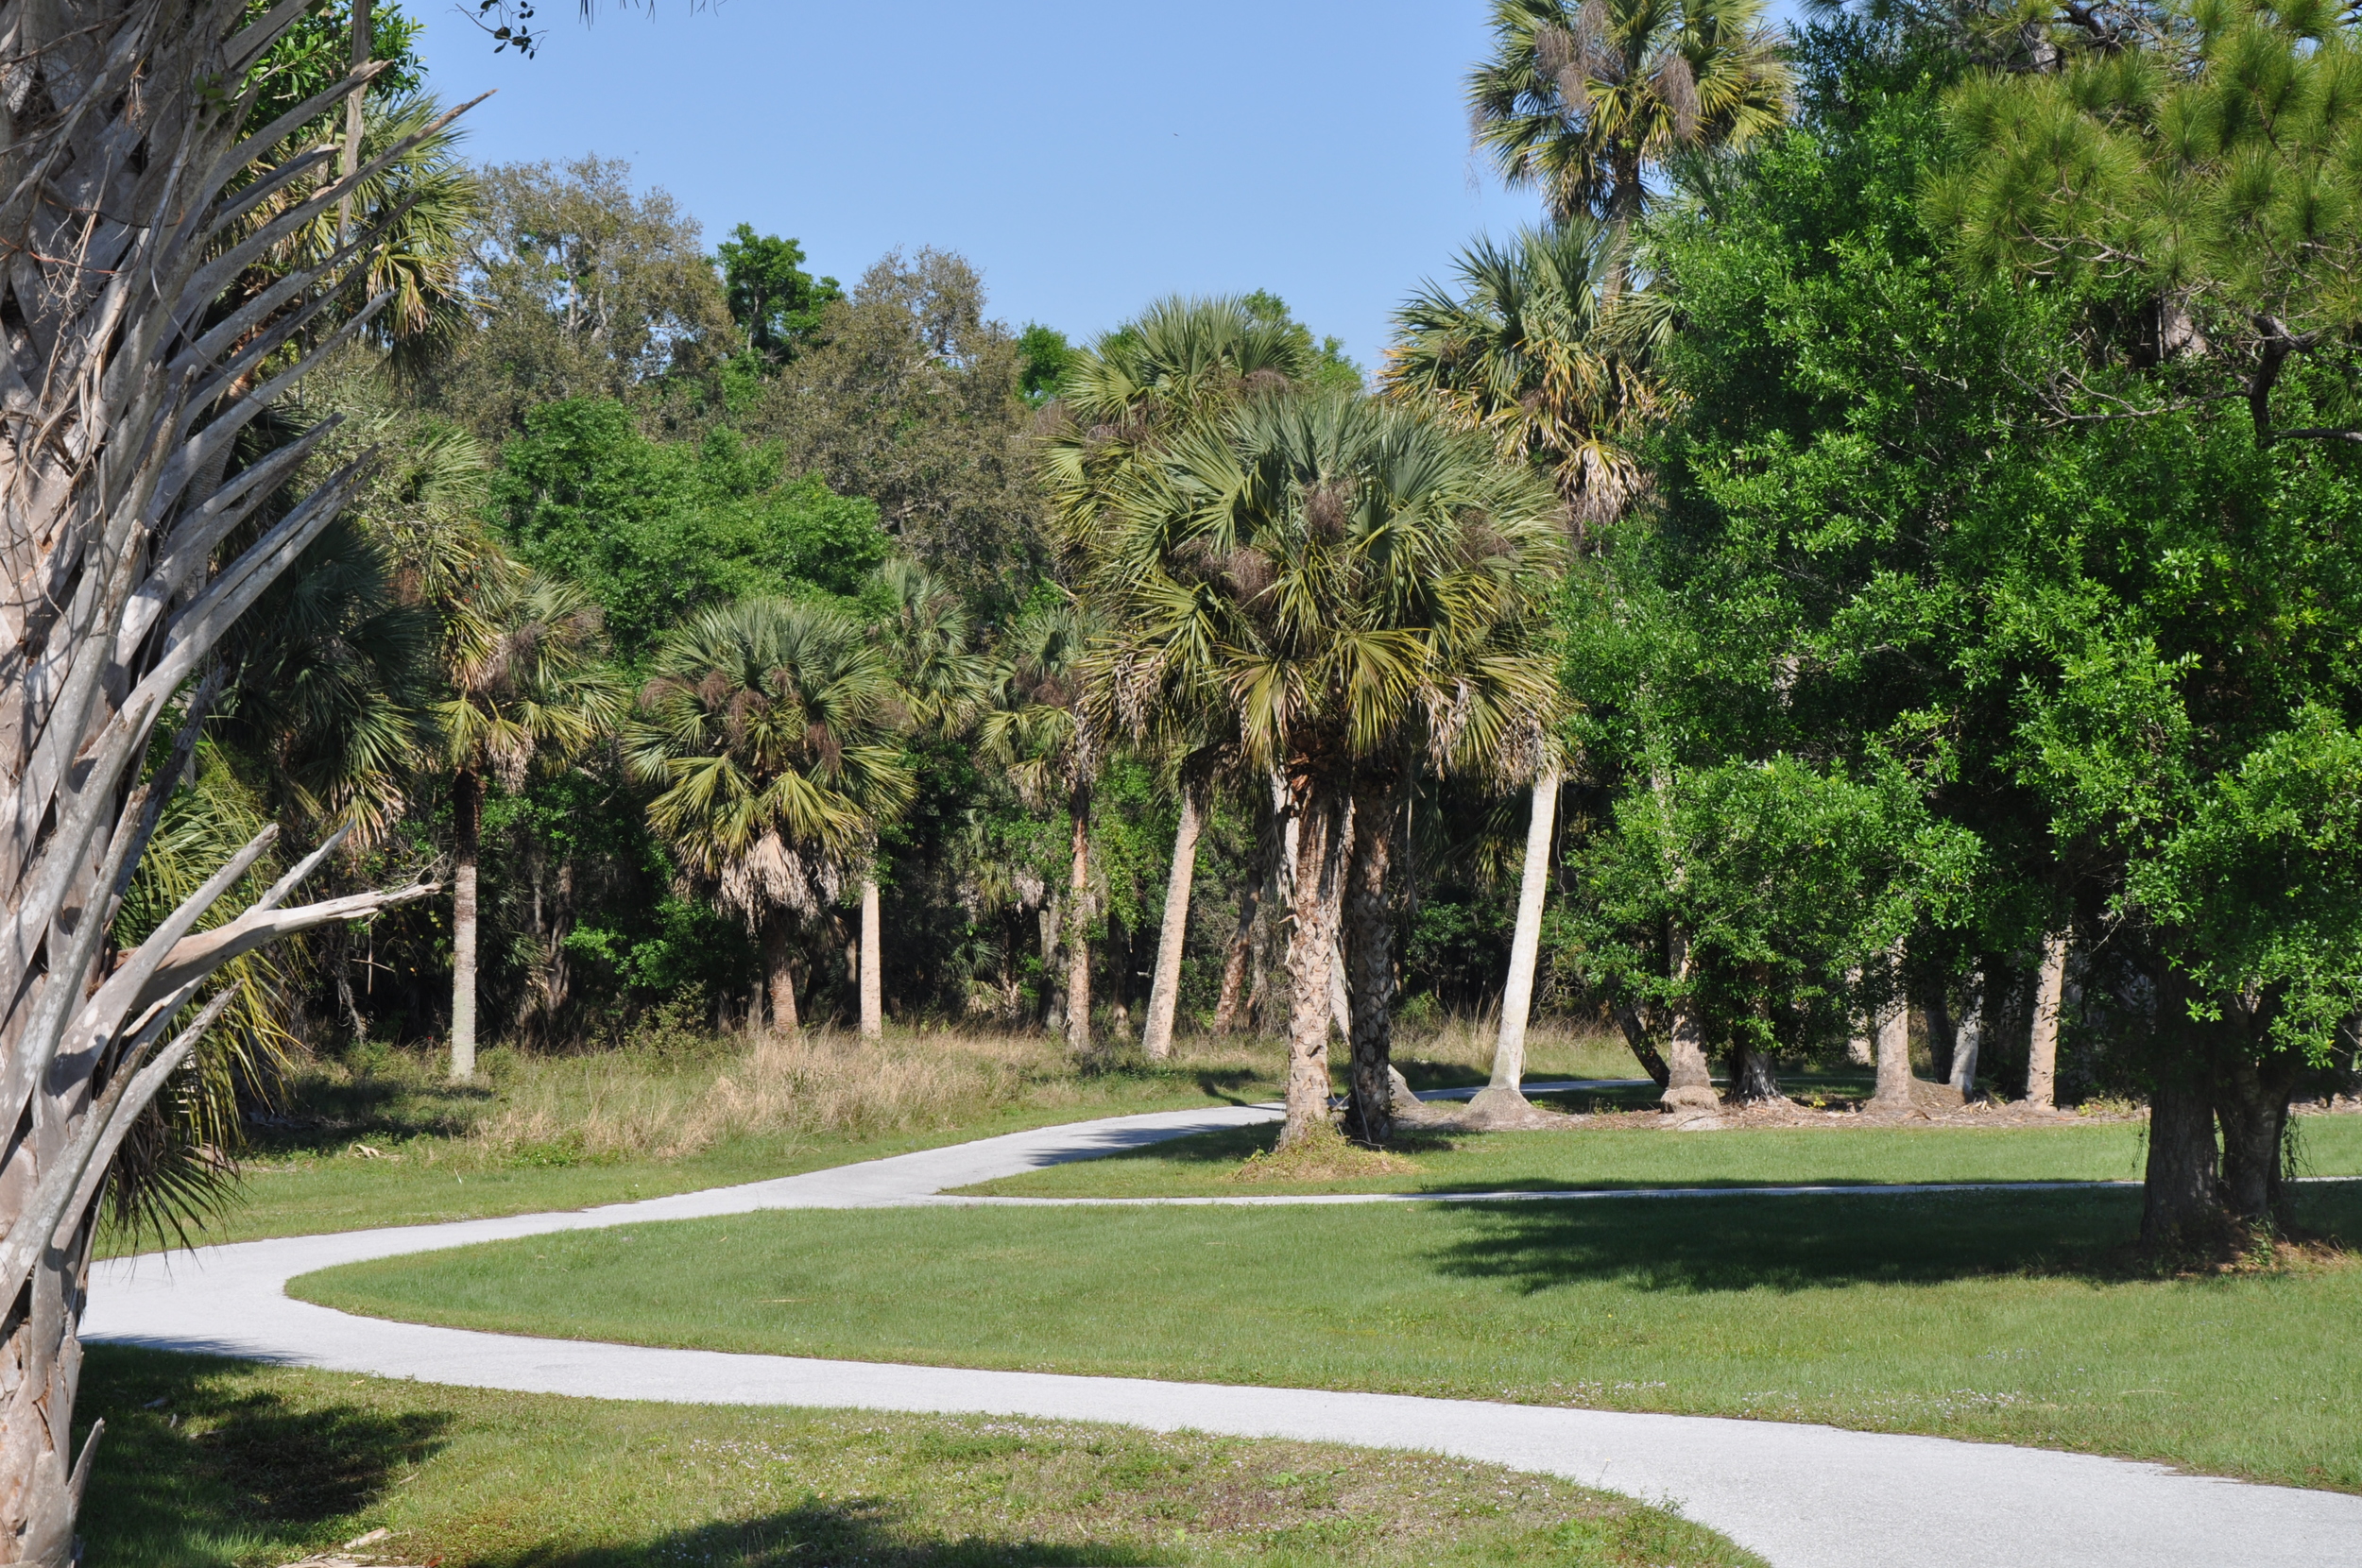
left=413, top=2, right=1566, bottom=370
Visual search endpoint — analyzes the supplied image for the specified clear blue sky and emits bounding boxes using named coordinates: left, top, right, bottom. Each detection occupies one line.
left=412, top=2, right=1568, bottom=370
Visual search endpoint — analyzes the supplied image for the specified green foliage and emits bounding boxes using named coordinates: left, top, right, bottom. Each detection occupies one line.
left=241, top=0, right=424, bottom=138
left=712, top=223, right=841, bottom=362
left=1015, top=322, right=1077, bottom=405
left=1240, top=290, right=1366, bottom=392
left=490, top=398, right=887, bottom=660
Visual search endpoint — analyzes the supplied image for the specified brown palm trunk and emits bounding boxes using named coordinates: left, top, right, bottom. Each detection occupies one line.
left=859, top=877, right=882, bottom=1040
left=1343, top=775, right=1400, bottom=1144
left=1280, top=784, right=1348, bottom=1145
left=338, top=0, right=372, bottom=242
left=1066, top=783, right=1092, bottom=1055
left=1141, top=786, right=1204, bottom=1060
left=1612, top=1003, right=1671, bottom=1087
left=763, top=914, right=799, bottom=1032
left=1212, top=881, right=1258, bottom=1034
left=451, top=768, right=482, bottom=1082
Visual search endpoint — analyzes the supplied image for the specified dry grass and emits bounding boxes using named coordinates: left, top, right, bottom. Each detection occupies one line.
left=1393, top=1010, right=1641, bottom=1082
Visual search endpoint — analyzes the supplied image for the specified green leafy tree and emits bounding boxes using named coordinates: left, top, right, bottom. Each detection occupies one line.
left=714, top=223, right=842, bottom=363
left=492, top=398, right=888, bottom=660
left=1017, top=323, right=1079, bottom=405
left=629, top=600, right=916, bottom=1030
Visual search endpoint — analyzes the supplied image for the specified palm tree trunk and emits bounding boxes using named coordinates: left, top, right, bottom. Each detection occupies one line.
left=1141, top=786, right=1204, bottom=1061
left=1476, top=769, right=1558, bottom=1116
left=451, top=768, right=482, bottom=1082
left=1659, top=924, right=1718, bottom=1115
left=764, top=915, right=799, bottom=1032
left=1066, top=783, right=1093, bottom=1055
left=1212, top=880, right=1258, bottom=1033
left=1949, top=964, right=1984, bottom=1097
left=2027, top=930, right=2068, bottom=1110
left=859, top=877, right=882, bottom=1040
left=1343, top=776, right=1401, bottom=1143
left=1280, top=785, right=1349, bottom=1145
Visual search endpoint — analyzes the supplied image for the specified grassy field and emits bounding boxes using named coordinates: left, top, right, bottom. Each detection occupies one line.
left=104, top=1028, right=1292, bottom=1254
left=78, top=1344, right=1757, bottom=1568
left=296, top=1182, right=2362, bottom=1492
left=964, top=1116, right=2362, bottom=1197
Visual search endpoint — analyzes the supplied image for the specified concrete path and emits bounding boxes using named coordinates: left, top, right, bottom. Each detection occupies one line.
left=87, top=1096, right=2362, bottom=1568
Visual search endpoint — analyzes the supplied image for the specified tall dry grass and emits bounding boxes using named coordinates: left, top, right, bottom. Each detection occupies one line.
left=1392, top=1008, right=1643, bottom=1082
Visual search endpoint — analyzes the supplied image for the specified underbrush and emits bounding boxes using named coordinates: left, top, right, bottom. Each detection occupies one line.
left=1229, top=1121, right=1426, bottom=1184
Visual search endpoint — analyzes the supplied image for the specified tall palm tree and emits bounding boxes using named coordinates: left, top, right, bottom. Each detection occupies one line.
left=1467, top=0, right=1789, bottom=240
left=1387, top=220, right=1667, bottom=533
left=629, top=599, right=914, bottom=1032
left=434, top=565, right=623, bottom=1080
left=1046, top=298, right=1314, bottom=1060
left=981, top=597, right=1102, bottom=1054
left=863, top=559, right=991, bottom=1038
left=1099, top=392, right=1565, bottom=1144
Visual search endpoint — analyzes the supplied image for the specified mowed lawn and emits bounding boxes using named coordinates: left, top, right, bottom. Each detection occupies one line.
left=81, top=1345, right=1755, bottom=1568
left=296, top=1173, right=2362, bottom=1493
left=962, top=1116, right=2362, bottom=1198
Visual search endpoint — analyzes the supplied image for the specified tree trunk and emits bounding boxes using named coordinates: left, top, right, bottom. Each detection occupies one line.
left=1141, top=787, right=1204, bottom=1061
left=1949, top=966, right=1984, bottom=1097
left=2141, top=1079, right=2224, bottom=1256
left=1659, top=926, right=1719, bottom=1115
left=859, top=877, right=882, bottom=1040
left=1730, top=1037, right=1784, bottom=1103
left=1872, top=943, right=1914, bottom=1111
left=1476, top=769, right=1559, bottom=1118
left=1279, top=787, right=1348, bottom=1146
left=338, top=0, right=372, bottom=242
left=1212, top=878, right=1258, bottom=1034
left=451, top=768, right=482, bottom=1082
left=1066, top=784, right=1092, bottom=1055
left=763, top=915, right=799, bottom=1032
left=1925, top=982, right=1957, bottom=1087
left=1612, top=1003, right=1671, bottom=1087
left=1037, top=898, right=1065, bottom=1034
left=1842, top=966, right=1874, bottom=1065
left=2027, top=930, right=2068, bottom=1110
left=1343, top=776, right=1400, bottom=1144
left=2217, top=1051, right=2301, bottom=1229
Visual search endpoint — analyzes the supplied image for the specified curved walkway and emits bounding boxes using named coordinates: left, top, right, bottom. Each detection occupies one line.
left=87, top=1099, right=2362, bottom=1568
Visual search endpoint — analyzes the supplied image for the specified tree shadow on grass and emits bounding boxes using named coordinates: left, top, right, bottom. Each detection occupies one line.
left=77, top=1345, right=453, bottom=1561
left=1429, top=1187, right=2147, bottom=1295
left=505, top=1501, right=1171, bottom=1567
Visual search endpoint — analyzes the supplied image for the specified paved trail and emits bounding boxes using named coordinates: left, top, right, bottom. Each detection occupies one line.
left=86, top=1095, right=2362, bottom=1568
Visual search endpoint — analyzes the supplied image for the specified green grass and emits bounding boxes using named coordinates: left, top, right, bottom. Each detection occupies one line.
left=104, top=1031, right=1288, bottom=1255
left=964, top=1116, right=2362, bottom=1197
left=77, top=1345, right=1756, bottom=1568
left=297, top=1182, right=2362, bottom=1493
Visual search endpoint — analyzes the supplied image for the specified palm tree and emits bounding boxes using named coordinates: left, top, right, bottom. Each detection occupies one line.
left=1387, top=220, right=1666, bottom=533
left=981, top=597, right=1103, bottom=1054
left=629, top=599, right=914, bottom=1032
left=1467, top=0, right=1789, bottom=241
left=863, top=559, right=991, bottom=1038
left=434, top=565, right=624, bottom=1080
left=1098, top=392, right=1565, bottom=1144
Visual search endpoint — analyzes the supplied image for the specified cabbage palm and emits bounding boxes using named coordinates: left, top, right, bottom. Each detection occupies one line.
left=630, top=599, right=915, bottom=1031
left=980, top=596, right=1103, bottom=1053
left=1467, top=0, right=1789, bottom=237
left=435, top=565, right=624, bottom=1079
left=861, top=560, right=992, bottom=1036
left=1098, top=392, right=1565, bottom=1143
left=1387, top=219, right=1668, bottom=533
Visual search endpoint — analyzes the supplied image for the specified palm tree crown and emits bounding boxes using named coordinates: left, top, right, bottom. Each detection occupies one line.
left=629, top=598, right=915, bottom=925
left=1386, top=219, right=1667, bottom=530
left=1467, top=0, right=1789, bottom=230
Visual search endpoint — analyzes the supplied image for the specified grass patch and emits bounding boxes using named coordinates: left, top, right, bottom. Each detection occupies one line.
left=1231, top=1122, right=1423, bottom=1185
left=964, top=1116, right=2362, bottom=1198
left=296, top=1183, right=2362, bottom=1492
left=77, top=1345, right=1756, bottom=1568
left=104, top=1029, right=1287, bottom=1255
